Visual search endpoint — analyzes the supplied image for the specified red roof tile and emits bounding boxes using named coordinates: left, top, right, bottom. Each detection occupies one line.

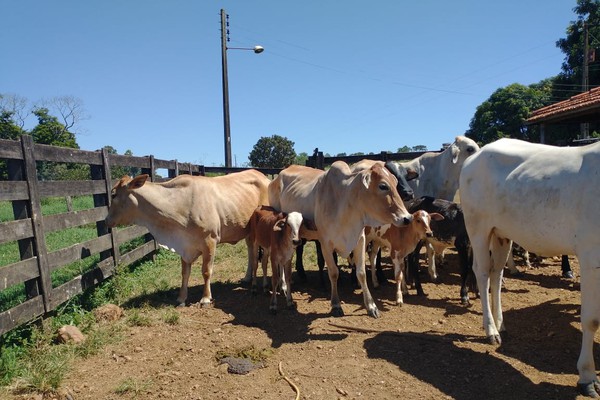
left=526, top=87, right=600, bottom=124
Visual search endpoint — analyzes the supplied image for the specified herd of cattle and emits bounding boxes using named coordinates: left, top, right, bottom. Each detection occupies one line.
left=104, top=136, right=600, bottom=397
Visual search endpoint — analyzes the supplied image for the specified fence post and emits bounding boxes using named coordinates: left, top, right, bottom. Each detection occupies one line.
left=93, top=148, right=119, bottom=266
left=20, top=135, right=53, bottom=312
left=7, top=157, right=40, bottom=300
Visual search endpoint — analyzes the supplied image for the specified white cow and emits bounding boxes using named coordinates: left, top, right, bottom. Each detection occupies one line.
left=459, top=138, right=600, bottom=397
left=399, top=136, right=480, bottom=282
left=269, top=161, right=412, bottom=318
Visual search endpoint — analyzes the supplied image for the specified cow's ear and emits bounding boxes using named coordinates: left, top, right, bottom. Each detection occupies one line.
left=451, top=143, right=460, bottom=164
left=406, top=168, right=419, bottom=181
left=128, top=174, right=149, bottom=190
left=273, top=219, right=286, bottom=232
left=362, top=172, right=371, bottom=189
left=302, top=218, right=317, bottom=231
left=430, top=212, right=445, bottom=221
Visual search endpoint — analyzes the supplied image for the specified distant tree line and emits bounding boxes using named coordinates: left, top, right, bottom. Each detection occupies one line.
left=0, top=94, right=137, bottom=180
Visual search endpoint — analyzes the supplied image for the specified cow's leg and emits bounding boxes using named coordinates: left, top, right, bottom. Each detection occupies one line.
left=353, top=234, right=380, bottom=318
left=177, top=258, right=192, bottom=306
left=457, top=237, right=473, bottom=305
left=295, top=241, right=307, bottom=282
left=200, top=242, right=216, bottom=307
left=470, top=233, right=500, bottom=344
left=576, top=252, right=600, bottom=397
left=505, top=245, right=521, bottom=275
left=315, top=240, right=327, bottom=287
left=375, top=248, right=387, bottom=286
left=283, top=259, right=295, bottom=309
left=261, top=248, right=270, bottom=293
left=321, top=243, right=343, bottom=317
left=489, top=237, right=510, bottom=336
left=562, top=255, right=574, bottom=279
left=242, top=236, right=254, bottom=284
left=368, top=243, right=380, bottom=288
left=269, top=258, right=280, bottom=314
left=392, top=251, right=407, bottom=305
left=425, top=240, right=438, bottom=282
left=250, top=243, right=261, bottom=295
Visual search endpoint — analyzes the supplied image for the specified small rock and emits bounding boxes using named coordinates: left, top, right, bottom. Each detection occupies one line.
left=57, top=325, right=86, bottom=344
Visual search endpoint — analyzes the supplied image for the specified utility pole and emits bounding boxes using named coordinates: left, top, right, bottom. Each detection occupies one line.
left=582, top=22, right=590, bottom=139
left=221, top=9, right=232, bottom=168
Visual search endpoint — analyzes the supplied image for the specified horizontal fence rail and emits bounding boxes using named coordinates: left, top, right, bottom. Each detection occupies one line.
left=0, top=135, right=434, bottom=335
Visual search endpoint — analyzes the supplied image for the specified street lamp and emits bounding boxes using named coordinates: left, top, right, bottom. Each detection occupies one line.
left=221, top=9, right=264, bottom=168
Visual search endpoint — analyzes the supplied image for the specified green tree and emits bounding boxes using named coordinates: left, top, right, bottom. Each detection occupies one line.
left=0, top=111, right=26, bottom=141
left=554, top=0, right=600, bottom=100
left=249, top=135, right=296, bottom=168
left=466, top=82, right=552, bottom=145
left=412, top=145, right=427, bottom=152
left=294, top=151, right=309, bottom=166
left=30, top=107, right=78, bottom=148
left=397, top=146, right=411, bottom=153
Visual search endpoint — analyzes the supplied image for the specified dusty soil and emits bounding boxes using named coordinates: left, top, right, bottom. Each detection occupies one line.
left=42, top=252, right=600, bottom=399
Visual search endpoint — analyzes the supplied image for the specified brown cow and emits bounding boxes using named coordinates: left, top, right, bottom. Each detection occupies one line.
left=365, top=210, right=443, bottom=305
left=269, top=161, right=412, bottom=318
left=248, top=205, right=313, bottom=313
left=104, top=170, right=270, bottom=306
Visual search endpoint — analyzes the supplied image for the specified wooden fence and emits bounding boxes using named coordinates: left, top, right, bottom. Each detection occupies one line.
left=0, top=135, right=432, bottom=335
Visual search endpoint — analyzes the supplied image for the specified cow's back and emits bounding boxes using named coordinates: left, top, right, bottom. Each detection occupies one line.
left=460, top=138, right=600, bottom=255
left=268, top=165, right=323, bottom=221
left=186, top=169, right=270, bottom=243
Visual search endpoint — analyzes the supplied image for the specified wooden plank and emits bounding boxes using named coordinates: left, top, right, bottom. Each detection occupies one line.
left=0, top=258, right=39, bottom=289
left=43, top=207, right=107, bottom=234
left=0, top=181, right=29, bottom=201
left=0, top=219, right=33, bottom=245
left=0, top=297, right=45, bottom=336
left=109, top=153, right=153, bottom=168
left=119, top=241, right=156, bottom=266
left=38, top=180, right=106, bottom=197
left=33, top=143, right=103, bottom=165
left=0, top=139, right=23, bottom=159
left=47, top=235, right=113, bottom=272
left=48, top=261, right=116, bottom=311
left=115, top=225, right=150, bottom=243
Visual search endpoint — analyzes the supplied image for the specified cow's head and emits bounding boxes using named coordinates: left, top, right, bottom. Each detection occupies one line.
left=384, top=161, right=418, bottom=201
left=361, top=163, right=413, bottom=227
left=412, top=210, right=444, bottom=239
left=450, top=136, right=480, bottom=165
left=105, top=174, right=149, bottom=228
left=274, top=211, right=305, bottom=246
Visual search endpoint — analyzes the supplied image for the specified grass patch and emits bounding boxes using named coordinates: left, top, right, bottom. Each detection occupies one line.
left=114, top=377, right=152, bottom=396
left=161, top=308, right=180, bottom=325
left=126, top=309, right=153, bottom=327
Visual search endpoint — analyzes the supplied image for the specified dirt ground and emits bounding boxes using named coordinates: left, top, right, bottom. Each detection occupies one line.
left=28, top=252, right=600, bottom=399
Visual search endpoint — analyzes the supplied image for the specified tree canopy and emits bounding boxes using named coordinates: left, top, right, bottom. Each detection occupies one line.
left=248, top=135, right=297, bottom=168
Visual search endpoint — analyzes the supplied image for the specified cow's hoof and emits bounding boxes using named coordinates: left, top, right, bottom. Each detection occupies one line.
left=200, top=299, right=213, bottom=308
left=578, top=380, right=600, bottom=398
left=487, top=334, right=502, bottom=345
left=395, top=300, right=403, bottom=306
left=563, top=270, right=575, bottom=279
left=176, top=301, right=187, bottom=308
left=368, top=307, right=381, bottom=319
left=460, top=296, right=470, bottom=306
left=286, top=302, right=297, bottom=311
left=331, top=307, right=344, bottom=317
left=269, top=308, right=277, bottom=315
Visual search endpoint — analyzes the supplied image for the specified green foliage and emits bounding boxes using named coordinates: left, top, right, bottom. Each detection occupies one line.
left=114, top=377, right=152, bottom=395
left=466, top=82, right=552, bottom=145
left=248, top=134, right=296, bottom=168
left=294, top=151, right=309, bottom=166
left=103, top=146, right=141, bottom=178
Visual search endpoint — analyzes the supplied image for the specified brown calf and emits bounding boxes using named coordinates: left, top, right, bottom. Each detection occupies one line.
left=365, top=210, right=444, bottom=305
left=248, top=206, right=311, bottom=314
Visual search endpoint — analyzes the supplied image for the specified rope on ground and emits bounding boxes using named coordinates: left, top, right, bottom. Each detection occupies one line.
left=278, top=361, right=300, bottom=400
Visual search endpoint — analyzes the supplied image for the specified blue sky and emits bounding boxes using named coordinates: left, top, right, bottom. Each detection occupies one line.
left=2, top=1, right=576, bottom=166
